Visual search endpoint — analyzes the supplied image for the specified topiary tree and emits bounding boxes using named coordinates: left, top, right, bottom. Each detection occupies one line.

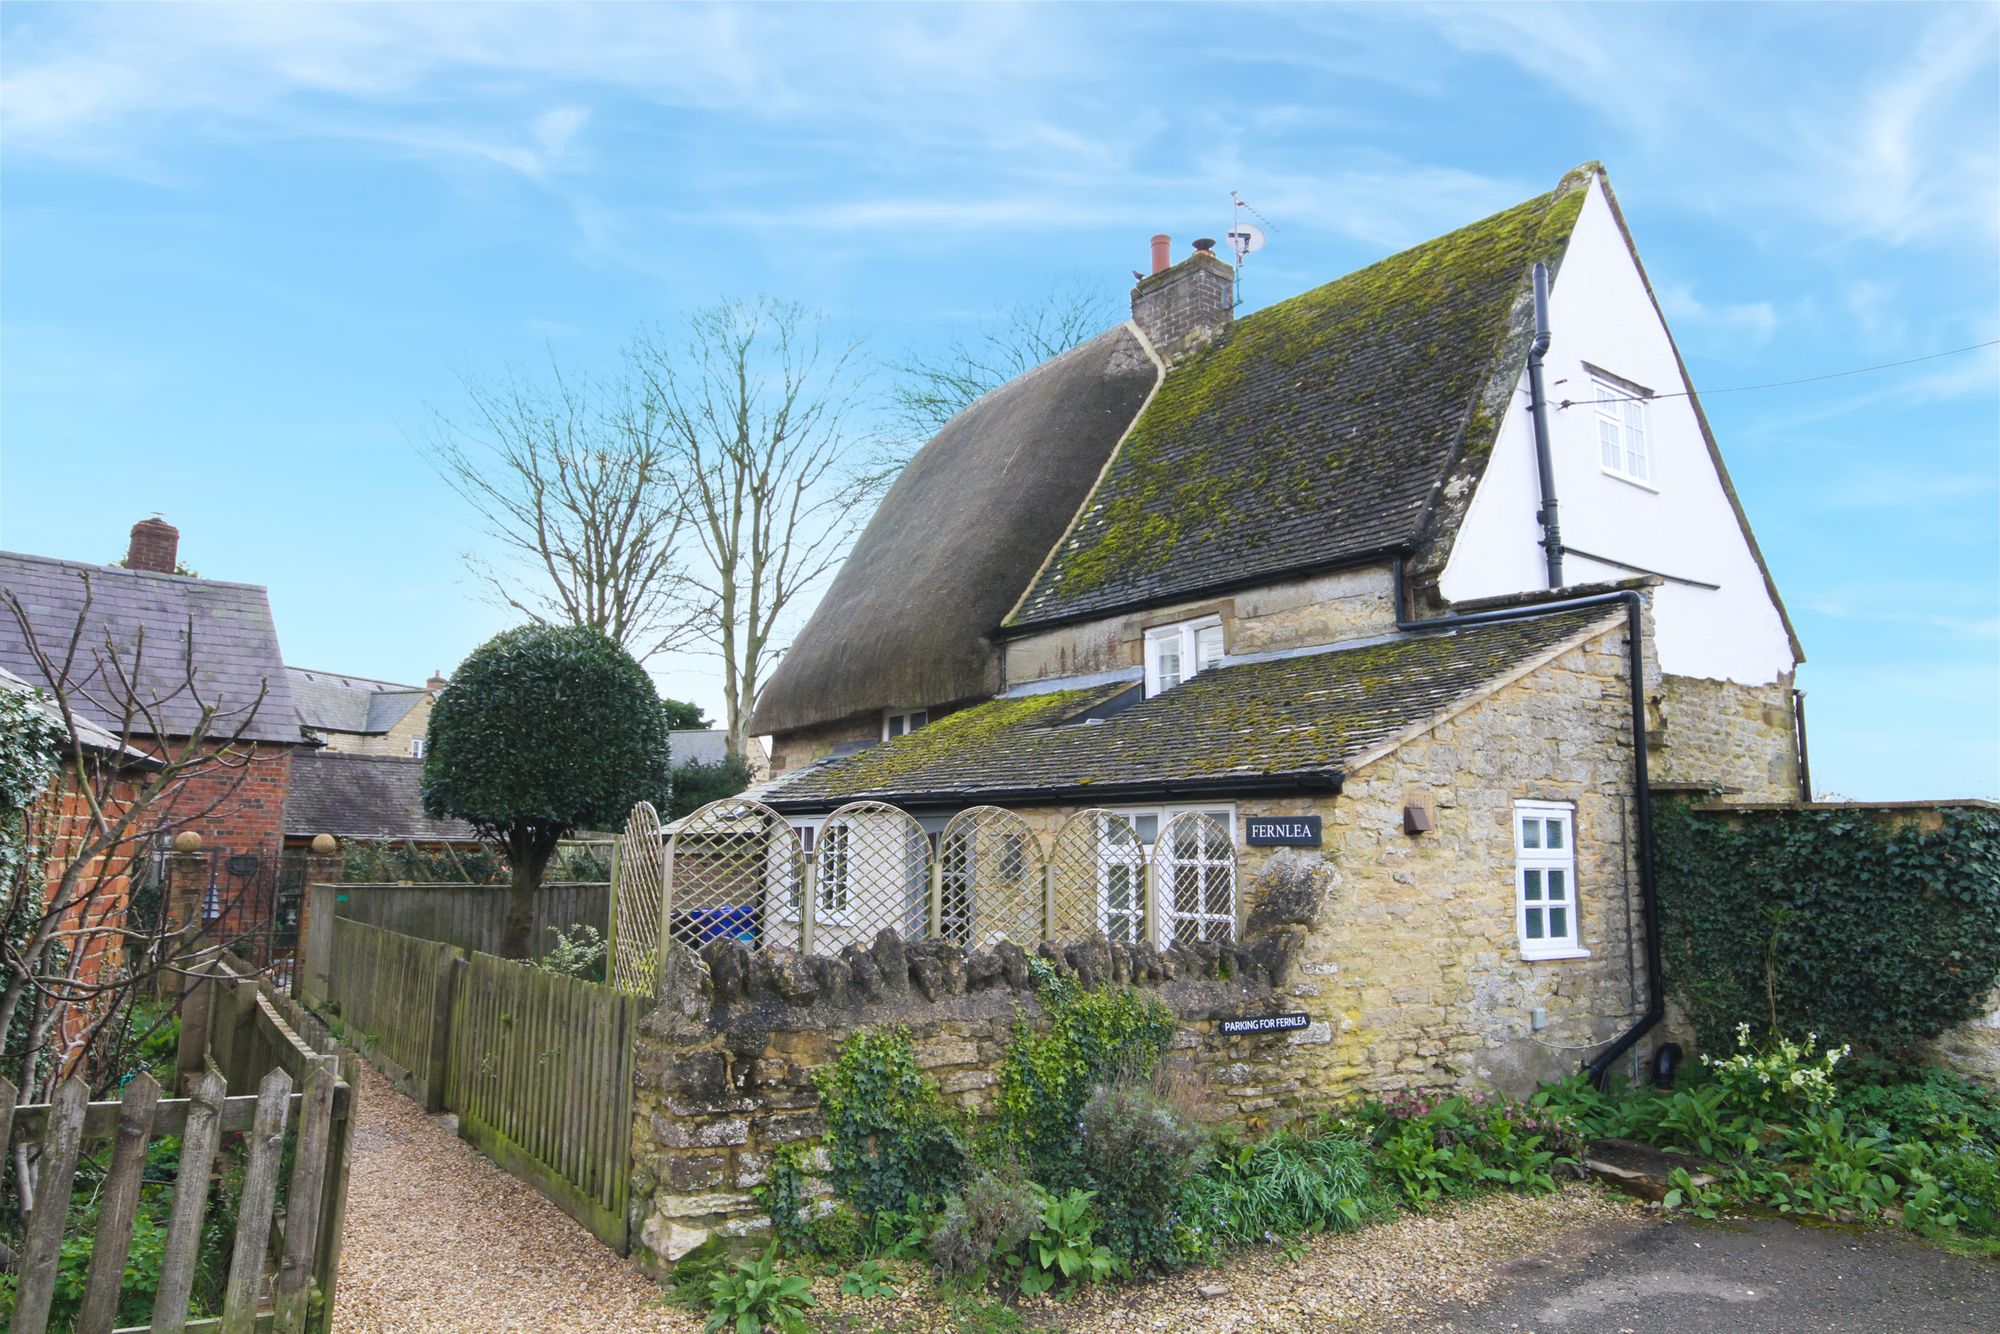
left=422, top=625, right=672, bottom=958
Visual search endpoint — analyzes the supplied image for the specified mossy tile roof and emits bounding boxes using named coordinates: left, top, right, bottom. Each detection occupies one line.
left=1009, top=170, right=1591, bottom=628
left=760, top=604, right=1619, bottom=810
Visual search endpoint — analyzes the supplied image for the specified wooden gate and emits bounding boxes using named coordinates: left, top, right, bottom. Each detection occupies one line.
left=4, top=1064, right=352, bottom=1333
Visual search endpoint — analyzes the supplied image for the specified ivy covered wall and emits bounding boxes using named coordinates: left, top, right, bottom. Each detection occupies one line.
left=1654, top=798, right=2000, bottom=1069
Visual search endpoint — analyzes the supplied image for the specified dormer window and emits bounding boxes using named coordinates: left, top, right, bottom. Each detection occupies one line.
left=1591, top=372, right=1652, bottom=486
left=883, top=708, right=928, bottom=741
left=1143, top=617, right=1224, bottom=697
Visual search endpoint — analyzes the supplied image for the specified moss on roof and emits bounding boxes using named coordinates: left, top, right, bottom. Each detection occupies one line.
left=761, top=604, right=1621, bottom=808
left=1011, top=167, right=1593, bottom=627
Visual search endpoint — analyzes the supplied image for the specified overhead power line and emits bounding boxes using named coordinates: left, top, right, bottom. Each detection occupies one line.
left=1555, top=338, right=1999, bottom=410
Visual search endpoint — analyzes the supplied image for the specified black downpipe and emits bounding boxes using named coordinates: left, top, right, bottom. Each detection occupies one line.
left=1393, top=578, right=1661, bottom=1087
left=1527, top=261, right=1565, bottom=589
left=1793, top=688, right=1813, bottom=802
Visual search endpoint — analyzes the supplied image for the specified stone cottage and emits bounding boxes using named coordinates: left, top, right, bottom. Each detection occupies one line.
left=734, top=162, right=1802, bottom=1096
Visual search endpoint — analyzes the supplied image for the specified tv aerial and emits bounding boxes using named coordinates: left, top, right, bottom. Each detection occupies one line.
left=1228, top=190, right=1275, bottom=307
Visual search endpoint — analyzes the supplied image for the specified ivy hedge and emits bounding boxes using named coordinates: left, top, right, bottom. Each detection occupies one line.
left=1654, top=799, right=2000, bottom=1060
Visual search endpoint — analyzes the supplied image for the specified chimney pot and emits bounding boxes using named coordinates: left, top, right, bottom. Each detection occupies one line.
left=1191, top=237, right=1217, bottom=254
left=125, top=516, right=181, bottom=574
left=1149, top=234, right=1172, bottom=275
left=1130, top=244, right=1235, bottom=364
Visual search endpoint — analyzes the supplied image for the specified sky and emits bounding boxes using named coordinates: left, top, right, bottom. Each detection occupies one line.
left=1, top=2, right=1995, bottom=800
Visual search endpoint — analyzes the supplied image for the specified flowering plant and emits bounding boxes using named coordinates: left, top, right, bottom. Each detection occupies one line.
left=1701, top=1024, right=1849, bottom=1121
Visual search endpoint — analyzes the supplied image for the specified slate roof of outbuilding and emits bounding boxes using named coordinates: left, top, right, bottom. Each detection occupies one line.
left=1008, top=172, right=1591, bottom=628
left=758, top=604, right=1621, bottom=810
left=0, top=665, right=159, bottom=765
left=288, top=667, right=428, bottom=736
left=284, top=751, right=478, bottom=841
left=0, top=551, right=301, bottom=746
left=669, top=729, right=733, bottom=767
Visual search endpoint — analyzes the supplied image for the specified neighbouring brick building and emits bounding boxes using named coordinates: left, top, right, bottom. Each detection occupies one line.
left=1, top=518, right=305, bottom=928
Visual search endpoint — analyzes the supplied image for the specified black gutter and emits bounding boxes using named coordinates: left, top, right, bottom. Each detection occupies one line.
left=1394, top=576, right=1661, bottom=1087
left=762, top=769, right=1343, bottom=818
left=1526, top=260, right=1565, bottom=589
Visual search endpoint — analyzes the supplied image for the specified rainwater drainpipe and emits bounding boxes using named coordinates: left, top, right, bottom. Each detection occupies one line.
left=1392, top=574, right=1662, bottom=1088
left=1527, top=261, right=1565, bottom=589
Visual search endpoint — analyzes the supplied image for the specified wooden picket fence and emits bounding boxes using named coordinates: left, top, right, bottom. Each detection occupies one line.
left=445, top=953, right=638, bottom=1249
left=3, top=963, right=355, bottom=1334
left=317, top=917, right=459, bottom=1109
left=311, top=918, right=637, bottom=1252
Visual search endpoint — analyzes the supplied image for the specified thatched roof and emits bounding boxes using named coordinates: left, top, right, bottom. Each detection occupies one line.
left=752, top=326, right=1157, bottom=736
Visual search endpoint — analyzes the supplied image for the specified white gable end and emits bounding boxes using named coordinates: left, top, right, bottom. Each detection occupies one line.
left=1440, top=176, right=1796, bottom=686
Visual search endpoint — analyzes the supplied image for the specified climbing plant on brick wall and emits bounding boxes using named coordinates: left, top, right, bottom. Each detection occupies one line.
left=1653, top=799, right=2000, bottom=1061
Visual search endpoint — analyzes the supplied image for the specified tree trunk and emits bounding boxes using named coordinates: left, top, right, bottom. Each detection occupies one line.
left=501, top=830, right=556, bottom=960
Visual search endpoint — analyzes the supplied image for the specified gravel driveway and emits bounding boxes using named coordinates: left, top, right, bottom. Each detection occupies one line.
left=329, top=1070, right=1998, bottom=1332
left=332, top=1065, right=697, bottom=1333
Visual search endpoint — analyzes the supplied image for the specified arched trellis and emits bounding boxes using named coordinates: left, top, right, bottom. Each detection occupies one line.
left=664, top=797, right=805, bottom=955
left=937, top=806, right=1045, bottom=948
left=1155, top=811, right=1237, bottom=944
left=610, top=800, right=666, bottom=995
left=1048, top=809, right=1148, bottom=946
left=811, top=801, right=933, bottom=953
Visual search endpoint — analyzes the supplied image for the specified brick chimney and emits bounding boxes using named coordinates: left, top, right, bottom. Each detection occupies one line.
left=125, top=516, right=181, bottom=574
left=426, top=670, right=447, bottom=691
left=1131, top=237, right=1234, bottom=363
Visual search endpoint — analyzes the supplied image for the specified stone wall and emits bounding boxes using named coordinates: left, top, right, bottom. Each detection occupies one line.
left=631, top=925, right=1323, bottom=1265
left=1001, top=563, right=1401, bottom=688
left=1650, top=672, right=1800, bottom=802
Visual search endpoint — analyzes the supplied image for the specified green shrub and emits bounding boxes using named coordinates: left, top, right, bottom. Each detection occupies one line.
left=537, top=923, right=607, bottom=981
left=1700, top=1024, right=1847, bottom=1121
left=813, top=1028, right=968, bottom=1220
left=1653, top=800, right=2000, bottom=1060
left=930, top=1169, right=1040, bottom=1280
left=1836, top=1063, right=2000, bottom=1149
left=1009, top=1186, right=1114, bottom=1295
left=1180, top=1125, right=1377, bottom=1252
left=703, top=1245, right=815, bottom=1334
left=1075, top=1083, right=1208, bottom=1270
left=837, top=1258, right=900, bottom=1299
left=995, top=977, right=1175, bottom=1185
left=1363, top=1093, right=1569, bottom=1204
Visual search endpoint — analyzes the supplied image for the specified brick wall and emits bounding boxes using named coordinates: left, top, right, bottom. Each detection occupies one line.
left=153, top=741, right=293, bottom=861
left=1131, top=250, right=1234, bottom=363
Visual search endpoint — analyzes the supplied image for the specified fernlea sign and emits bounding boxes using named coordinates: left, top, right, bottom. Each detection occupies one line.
left=1245, top=815, right=1322, bottom=847
left=1218, top=1012, right=1312, bottom=1036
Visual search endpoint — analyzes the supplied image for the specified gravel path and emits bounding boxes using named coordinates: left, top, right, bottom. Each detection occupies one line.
left=332, top=1064, right=697, bottom=1333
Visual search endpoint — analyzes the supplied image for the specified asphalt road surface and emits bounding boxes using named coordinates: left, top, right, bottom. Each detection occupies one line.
left=1432, top=1212, right=1999, bottom=1333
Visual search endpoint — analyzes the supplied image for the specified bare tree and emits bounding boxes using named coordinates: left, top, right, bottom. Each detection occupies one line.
left=424, top=360, right=697, bottom=663
left=2, top=574, right=280, bottom=1101
left=885, top=280, right=1119, bottom=449
left=630, top=298, right=874, bottom=757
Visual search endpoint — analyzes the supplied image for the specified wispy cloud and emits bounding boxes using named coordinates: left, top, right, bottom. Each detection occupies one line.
left=1659, top=282, right=1778, bottom=347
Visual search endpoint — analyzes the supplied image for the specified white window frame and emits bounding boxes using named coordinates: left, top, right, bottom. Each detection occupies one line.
left=883, top=708, right=929, bottom=741
left=1094, top=805, right=1236, bottom=944
left=1514, top=800, right=1586, bottom=960
left=1142, top=616, right=1225, bottom=697
left=1590, top=373, right=1653, bottom=487
left=816, top=820, right=851, bottom=917
left=408, top=736, right=426, bottom=759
